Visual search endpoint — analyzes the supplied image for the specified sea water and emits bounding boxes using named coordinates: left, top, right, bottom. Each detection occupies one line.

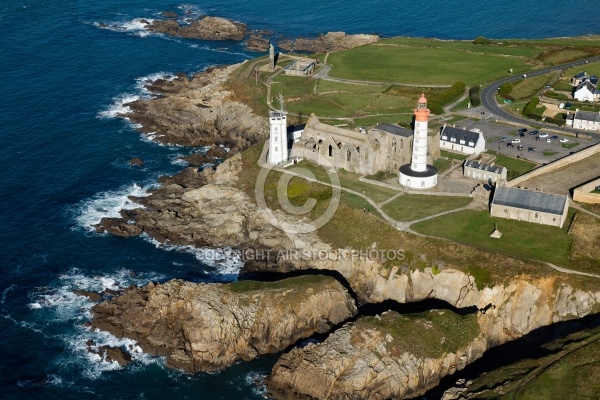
left=0, top=1, right=597, bottom=398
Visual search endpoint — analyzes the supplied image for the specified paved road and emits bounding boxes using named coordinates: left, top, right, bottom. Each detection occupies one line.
left=480, top=56, right=600, bottom=140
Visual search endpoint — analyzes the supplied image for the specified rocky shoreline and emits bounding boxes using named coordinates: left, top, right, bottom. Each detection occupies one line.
left=89, top=37, right=600, bottom=399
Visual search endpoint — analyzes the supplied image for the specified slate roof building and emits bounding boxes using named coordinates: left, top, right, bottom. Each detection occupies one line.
left=490, top=186, right=569, bottom=228
left=566, top=110, right=600, bottom=131
left=463, top=160, right=507, bottom=182
left=572, top=71, right=599, bottom=86
left=573, top=81, right=600, bottom=102
left=440, top=125, right=485, bottom=155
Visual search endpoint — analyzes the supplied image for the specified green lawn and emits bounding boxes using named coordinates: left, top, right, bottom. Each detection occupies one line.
left=552, top=81, right=574, bottom=91
left=509, top=72, right=555, bottom=99
left=441, top=150, right=468, bottom=161
left=381, top=194, right=472, bottom=222
left=433, top=157, right=452, bottom=173
left=412, top=209, right=574, bottom=266
left=287, top=160, right=399, bottom=203
left=327, top=40, right=534, bottom=85
left=544, top=150, right=558, bottom=157
left=485, top=151, right=537, bottom=179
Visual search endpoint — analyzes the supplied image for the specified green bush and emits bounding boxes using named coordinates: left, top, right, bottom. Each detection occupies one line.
left=473, top=36, right=492, bottom=45
left=545, top=91, right=569, bottom=100
left=428, top=101, right=444, bottom=115
left=523, top=97, right=540, bottom=115
left=470, top=85, right=481, bottom=106
left=498, top=82, right=513, bottom=96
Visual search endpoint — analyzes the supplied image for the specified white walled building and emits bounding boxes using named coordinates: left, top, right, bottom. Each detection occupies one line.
left=567, top=110, right=600, bottom=131
left=573, top=81, right=600, bottom=102
left=440, top=125, right=485, bottom=156
left=267, top=111, right=289, bottom=164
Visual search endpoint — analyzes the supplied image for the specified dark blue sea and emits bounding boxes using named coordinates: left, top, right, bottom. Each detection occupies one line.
left=0, top=1, right=597, bottom=398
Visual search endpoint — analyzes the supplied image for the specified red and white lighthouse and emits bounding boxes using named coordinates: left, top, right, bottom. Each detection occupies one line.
left=399, top=94, right=438, bottom=189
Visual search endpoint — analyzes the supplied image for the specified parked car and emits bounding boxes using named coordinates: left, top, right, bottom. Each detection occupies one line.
left=358, top=126, right=367, bottom=134
left=519, top=128, right=528, bottom=133
left=529, top=130, right=539, bottom=135
left=559, top=138, right=569, bottom=143
left=507, top=142, right=514, bottom=148
left=500, top=136, right=510, bottom=142
left=511, top=138, right=521, bottom=144
left=565, top=103, right=572, bottom=110
left=517, top=144, right=524, bottom=150
left=528, top=147, right=536, bottom=152
left=547, top=138, right=553, bottom=143
left=539, top=132, right=549, bottom=138
left=519, top=132, right=526, bottom=138
left=550, top=135, right=559, bottom=140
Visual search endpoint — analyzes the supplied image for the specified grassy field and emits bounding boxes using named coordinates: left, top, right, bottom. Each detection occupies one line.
left=486, top=151, right=538, bottom=179
left=459, top=324, right=600, bottom=400
left=509, top=72, right=556, bottom=99
left=358, top=310, right=480, bottom=359
left=287, top=160, right=399, bottom=203
left=381, top=194, right=472, bottom=222
left=564, top=60, right=600, bottom=77
left=411, top=209, right=575, bottom=266
left=544, top=150, right=558, bottom=157
left=327, top=41, right=533, bottom=86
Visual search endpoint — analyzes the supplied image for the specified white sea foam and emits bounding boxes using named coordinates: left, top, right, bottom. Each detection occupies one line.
left=73, top=183, right=152, bottom=232
left=1, top=284, right=16, bottom=304
left=244, top=371, right=268, bottom=397
left=29, top=268, right=167, bottom=378
left=97, top=93, right=140, bottom=119
left=135, top=72, right=176, bottom=95
left=92, top=18, right=155, bottom=38
left=144, top=235, right=243, bottom=277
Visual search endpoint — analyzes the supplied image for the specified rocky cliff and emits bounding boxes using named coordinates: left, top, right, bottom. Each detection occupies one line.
left=122, top=64, right=268, bottom=148
left=268, top=310, right=486, bottom=400
left=265, top=269, right=600, bottom=399
left=147, top=16, right=247, bottom=41
left=91, top=275, right=357, bottom=373
left=279, top=32, right=379, bottom=53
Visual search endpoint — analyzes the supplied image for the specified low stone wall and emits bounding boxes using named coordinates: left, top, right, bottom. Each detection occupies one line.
left=507, top=143, right=600, bottom=188
left=573, top=177, right=600, bottom=204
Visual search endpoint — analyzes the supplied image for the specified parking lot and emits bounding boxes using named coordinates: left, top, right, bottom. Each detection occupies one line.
left=455, top=118, right=597, bottom=164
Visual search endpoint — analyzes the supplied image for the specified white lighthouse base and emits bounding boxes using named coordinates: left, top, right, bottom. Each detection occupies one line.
left=399, top=164, right=438, bottom=189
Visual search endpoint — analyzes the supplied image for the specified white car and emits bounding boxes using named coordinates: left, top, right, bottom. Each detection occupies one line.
left=539, top=132, right=549, bottom=138
left=560, top=138, right=569, bottom=143
left=511, top=138, right=521, bottom=144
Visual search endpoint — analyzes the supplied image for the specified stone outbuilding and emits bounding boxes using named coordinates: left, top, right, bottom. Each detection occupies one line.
left=490, top=186, right=569, bottom=228
left=463, top=160, right=507, bottom=183
left=285, top=59, right=315, bottom=76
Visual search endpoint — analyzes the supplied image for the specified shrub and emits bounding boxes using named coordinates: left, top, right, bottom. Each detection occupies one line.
left=470, top=85, right=481, bottom=106
left=498, top=82, right=513, bottom=96
left=473, top=36, right=492, bottom=45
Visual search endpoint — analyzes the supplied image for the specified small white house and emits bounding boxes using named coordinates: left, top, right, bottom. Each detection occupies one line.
left=440, top=125, right=485, bottom=156
left=573, top=81, right=600, bottom=102
left=567, top=110, right=600, bottom=131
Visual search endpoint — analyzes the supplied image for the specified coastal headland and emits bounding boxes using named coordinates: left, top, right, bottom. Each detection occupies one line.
left=89, top=32, right=600, bottom=399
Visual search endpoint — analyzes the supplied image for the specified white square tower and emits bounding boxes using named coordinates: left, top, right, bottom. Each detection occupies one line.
left=268, top=111, right=288, bottom=165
